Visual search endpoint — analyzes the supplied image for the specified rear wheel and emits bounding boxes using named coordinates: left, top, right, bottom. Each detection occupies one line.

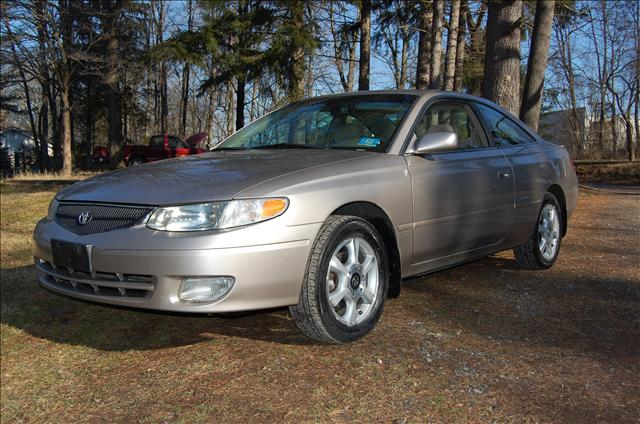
left=290, top=215, right=388, bottom=343
left=513, top=192, right=563, bottom=269
left=128, top=156, right=145, bottom=167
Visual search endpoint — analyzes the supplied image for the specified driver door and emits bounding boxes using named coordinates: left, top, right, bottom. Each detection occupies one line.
left=407, top=101, right=515, bottom=266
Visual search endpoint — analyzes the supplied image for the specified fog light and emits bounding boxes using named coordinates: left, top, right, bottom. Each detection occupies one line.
left=178, top=277, right=234, bottom=303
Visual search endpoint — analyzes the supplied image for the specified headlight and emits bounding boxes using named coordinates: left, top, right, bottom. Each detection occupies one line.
left=47, top=198, right=59, bottom=220
left=146, top=198, right=288, bottom=231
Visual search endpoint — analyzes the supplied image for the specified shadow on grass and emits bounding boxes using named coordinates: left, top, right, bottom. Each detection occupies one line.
left=402, top=255, right=640, bottom=363
left=3, top=255, right=639, bottom=357
left=0, top=266, right=311, bottom=350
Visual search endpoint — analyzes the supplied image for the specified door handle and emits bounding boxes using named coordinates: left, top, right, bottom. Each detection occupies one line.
left=498, top=171, right=511, bottom=178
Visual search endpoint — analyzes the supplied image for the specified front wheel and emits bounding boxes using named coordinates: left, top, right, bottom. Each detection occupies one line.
left=290, top=215, right=388, bottom=343
left=513, top=192, right=563, bottom=269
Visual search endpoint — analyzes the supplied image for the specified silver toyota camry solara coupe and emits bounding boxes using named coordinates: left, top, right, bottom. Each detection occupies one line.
left=33, top=91, right=578, bottom=343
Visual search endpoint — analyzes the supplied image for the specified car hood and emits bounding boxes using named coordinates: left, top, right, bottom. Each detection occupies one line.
left=57, top=149, right=374, bottom=205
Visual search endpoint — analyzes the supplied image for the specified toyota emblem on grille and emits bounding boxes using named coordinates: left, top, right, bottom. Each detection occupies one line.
left=77, top=211, right=93, bottom=225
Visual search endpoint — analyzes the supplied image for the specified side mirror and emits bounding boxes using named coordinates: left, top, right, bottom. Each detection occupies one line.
left=414, top=131, right=458, bottom=154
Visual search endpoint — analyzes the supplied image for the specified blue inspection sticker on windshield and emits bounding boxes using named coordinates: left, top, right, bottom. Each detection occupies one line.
left=358, top=137, right=381, bottom=147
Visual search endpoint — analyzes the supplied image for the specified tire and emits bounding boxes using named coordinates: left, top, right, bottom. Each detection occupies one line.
left=513, top=192, right=563, bottom=270
left=290, top=215, right=389, bottom=343
left=128, top=156, right=145, bottom=167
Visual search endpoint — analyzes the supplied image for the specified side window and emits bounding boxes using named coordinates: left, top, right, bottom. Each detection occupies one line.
left=475, top=103, right=534, bottom=146
left=149, top=136, right=164, bottom=147
left=169, top=137, right=187, bottom=148
left=415, top=103, right=487, bottom=150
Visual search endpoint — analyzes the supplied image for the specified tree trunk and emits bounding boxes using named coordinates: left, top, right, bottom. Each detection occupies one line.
left=520, top=0, right=554, bottom=131
left=453, top=1, right=467, bottom=92
left=429, top=0, right=444, bottom=89
left=60, top=82, right=73, bottom=176
left=416, top=0, right=432, bottom=89
left=467, top=3, right=486, bottom=95
left=358, top=0, right=371, bottom=91
left=634, top=88, right=639, bottom=161
left=226, top=80, right=235, bottom=136
left=288, top=0, right=305, bottom=101
left=611, top=96, right=618, bottom=158
left=625, top=113, right=635, bottom=161
left=38, top=102, right=49, bottom=170
left=443, top=0, right=461, bottom=91
left=84, top=84, right=93, bottom=170
left=180, top=0, right=193, bottom=138
left=104, top=1, right=124, bottom=169
left=483, top=0, right=522, bottom=115
left=236, top=75, right=246, bottom=130
left=180, top=63, right=190, bottom=138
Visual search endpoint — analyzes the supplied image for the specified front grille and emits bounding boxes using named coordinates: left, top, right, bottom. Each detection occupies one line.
left=55, top=203, right=153, bottom=235
left=37, top=260, right=154, bottom=298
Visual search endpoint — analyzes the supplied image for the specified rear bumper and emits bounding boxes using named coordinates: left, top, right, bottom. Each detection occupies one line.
left=33, top=217, right=320, bottom=313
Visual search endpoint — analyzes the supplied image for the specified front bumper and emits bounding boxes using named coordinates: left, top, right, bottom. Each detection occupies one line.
left=33, top=217, right=320, bottom=313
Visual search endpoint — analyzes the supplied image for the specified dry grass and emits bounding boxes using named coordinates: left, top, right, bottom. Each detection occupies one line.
left=576, top=161, right=640, bottom=184
left=6, top=171, right=100, bottom=182
left=1, top=184, right=639, bottom=423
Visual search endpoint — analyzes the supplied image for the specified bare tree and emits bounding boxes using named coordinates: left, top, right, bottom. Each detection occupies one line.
left=520, top=0, right=555, bottom=131
left=375, top=1, right=417, bottom=89
left=443, top=0, right=461, bottom=91
left=358, top=0, right=371, bottom=91
left=483, top=0, right=522, bottom=115
left=179, top=0, right=194, bottom=138
left=328, top=2, right=358, bottom=92
left=453, top=0, right=467, bottom=92
left=428, top=0, right=444, bottom=89
left=415, top=0, right=432, bottom=90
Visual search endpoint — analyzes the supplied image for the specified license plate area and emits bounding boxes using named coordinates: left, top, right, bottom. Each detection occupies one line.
left=51, top=240, right=93, bottom=273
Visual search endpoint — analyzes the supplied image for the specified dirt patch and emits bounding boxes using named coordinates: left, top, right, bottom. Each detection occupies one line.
left=1, top=188, right=639, bottom=423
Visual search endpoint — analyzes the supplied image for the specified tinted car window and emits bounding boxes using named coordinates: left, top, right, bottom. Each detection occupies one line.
left=169, top=137, right=187, bottom=148
left=415, top=103, right=487, bottom=150
left=475, top=103, right=534, bottom=146
left=149, top=136, right=164, bottom=147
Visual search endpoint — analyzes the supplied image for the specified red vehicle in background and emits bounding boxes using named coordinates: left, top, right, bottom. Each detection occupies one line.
left=93, top=132, right=209, bottom=167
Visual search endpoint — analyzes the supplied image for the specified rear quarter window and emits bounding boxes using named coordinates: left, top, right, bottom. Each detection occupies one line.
left=475, top=103, right=535, bottom=147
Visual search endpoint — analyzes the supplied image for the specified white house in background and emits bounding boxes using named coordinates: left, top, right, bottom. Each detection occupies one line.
left=0, top=127, right=36, bottom=153
left=538, top=108, right=638, bottom=158
left=538, top=108, right=592, bottom=156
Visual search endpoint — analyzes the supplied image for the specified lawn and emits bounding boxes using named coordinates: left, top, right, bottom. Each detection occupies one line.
left=1, top=181, right=639, bottom=423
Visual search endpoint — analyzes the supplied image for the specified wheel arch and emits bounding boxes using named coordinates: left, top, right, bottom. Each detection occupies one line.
left=330, top=201, right=402, bottom=298
left=547, top=184, right=567, bottom=237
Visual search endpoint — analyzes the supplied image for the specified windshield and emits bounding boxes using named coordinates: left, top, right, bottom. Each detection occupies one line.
left=215, top=94, right=417, bottom=153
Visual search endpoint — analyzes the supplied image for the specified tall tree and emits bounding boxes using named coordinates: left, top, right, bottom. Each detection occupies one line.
left=328, top=3, right=358, bottom=92
left=415, top=0, right=432, bottom=89
left=179, top=0, right=194, bottom=138
left=520, top=0, right=555, bottom=131
left=443, top=0, right=461, bottom=91
left=358, top=0, right=371, bottom=91
left=428, top=0, right=444, bottom=89
left=102, top=0, right=124, bottom=168
left=465, top=2, right=487, bottom=95
left=483, top=0, right=522, bottom=115
left=375, top=0, right=418, bottom=89
left=453, top=0, right=467, bottom=91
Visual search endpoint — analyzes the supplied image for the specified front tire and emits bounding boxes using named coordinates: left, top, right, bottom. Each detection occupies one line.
left=290, top=215, right=389, bottom=343
left=513, top=192, right=563, bottom=269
